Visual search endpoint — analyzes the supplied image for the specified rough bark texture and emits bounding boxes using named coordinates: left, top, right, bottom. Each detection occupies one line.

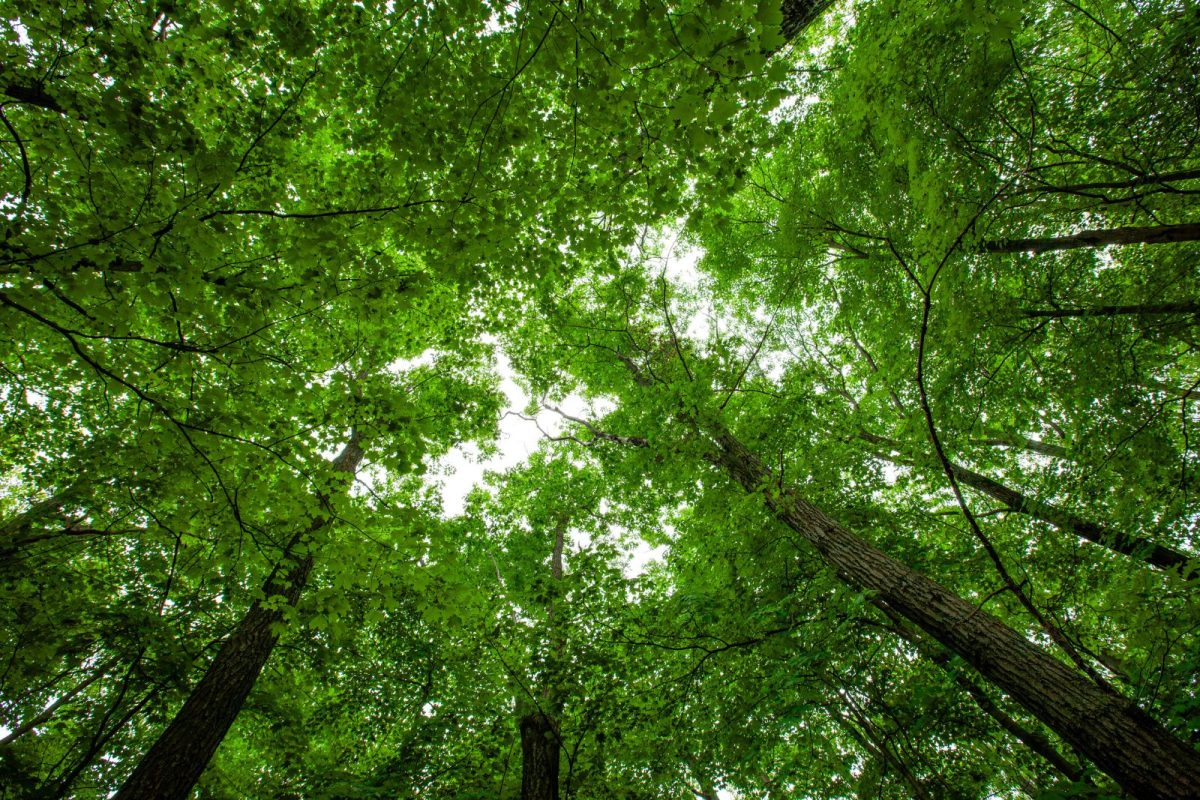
left=520, top=520, right=566, bottom=800
left=520, top=712, right=561, bottom=800
left=114, top=437, right=363, bottom=800
left=709, top=424, right=1200, bottom=800
left=984, top=222, right=1200, bottom=253
left=878, top=603, right=1084, bottom=781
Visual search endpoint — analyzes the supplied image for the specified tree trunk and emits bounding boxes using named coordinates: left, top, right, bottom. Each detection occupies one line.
left=1014, top=167, right=1200, bottom=195
left=876, top=601, right=1084, bottom=782
left=113, top=437, right=363, bottom=800
left=521, top=519, right=566, bottom=800
left=1020, top=301, right=1200, bottom=318
left=0, top=657, right=117, bottom=747
left=780, top=0, right=834, bottom=39
left=707, top=423, right=1200, bottom=800
left=969, top=430, right=1069, bottom=460
left=520, top=711, right=561, bottom=800
left=983, top=222, right=1200, bottom=253
left=828, top=700, right=932, bottom=800
left=858, top=430, right=1195, bottom=572
left=945, top=460, right=1194, bottom=573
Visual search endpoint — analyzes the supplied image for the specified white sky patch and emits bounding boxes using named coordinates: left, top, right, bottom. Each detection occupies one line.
left=625, top=543, right=666, bottom=577
left=636, top=223, right=711, bottom=342
left=7, top=19, right=31, bottom=46
left=431, top=350, right=610, bottom=517
left=424, top=347, right=669, bottom=576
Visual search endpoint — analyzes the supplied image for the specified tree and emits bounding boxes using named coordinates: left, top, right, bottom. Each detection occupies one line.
left=113, top=434, right=365, bottom=800
left=4, top=0, right=1200, bottom=798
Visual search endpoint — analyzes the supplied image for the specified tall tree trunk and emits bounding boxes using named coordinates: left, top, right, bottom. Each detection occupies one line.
left=983, top=222, right=1200, bottom=253
left=858, top=430, right=1195, bottom=572
left=520, top=711, right=561, bottom=800
left=706, top=422, right=1200, bottom=800
left=945, top=459, right=1193, bottom=572
left=1020, top=301, right=1200, bottom=318
left=875, top=601, right=1084, bottom=782
left=113, top=436, right=364, bottom=800
left=521, top=518, right=567, bottom=800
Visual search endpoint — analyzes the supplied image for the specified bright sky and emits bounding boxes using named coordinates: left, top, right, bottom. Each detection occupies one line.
left=429, top=239, right=705, bottom=577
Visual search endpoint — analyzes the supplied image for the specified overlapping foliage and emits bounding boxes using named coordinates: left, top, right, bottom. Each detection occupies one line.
left=1, top=0, right=1198, bottom=798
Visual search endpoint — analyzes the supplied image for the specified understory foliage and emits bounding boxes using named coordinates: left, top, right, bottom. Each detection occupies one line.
left=0, top=0, right=1197, bottom=798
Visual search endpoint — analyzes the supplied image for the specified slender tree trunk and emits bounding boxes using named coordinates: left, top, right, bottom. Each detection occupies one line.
left=1141, top=378, right=1199, bottom=401
left=970, top=430, right=1069, bottom=460
left=0, top=657, right=117, bottom=746
left=42, top=686, right=159, bottom=800
left=945, top=460, right=1193, bottom=572
left=0, top=490, right=78, bottom=539
left=113, top=436, right=363, bottom=800
left=1014, top=167, right=1200, bottom=195
left=521, top=518, right=567, bottom=800
left=858, top=430, right=1195, bottom=572
left=1020, top=301, right=1200, bottom=318
left=983, top=222, right=1200, bottom=253
left=828, top=701, right=932, bottom=800
left=707, top=423, right=1200, bottom=800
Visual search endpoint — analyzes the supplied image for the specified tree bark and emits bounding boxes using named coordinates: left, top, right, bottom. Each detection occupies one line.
left=858, top=430, right=1195, bottom=572
left=1020, top=301, right=1200, bottom=318
left=520, top=711, right=561, bottom=800
left=945, top=460, right=1194, bottom=573
left=2, top=82, right=66, bottom=113
left=113, top=436, right=364, bottom=800
left=1014, top=167, right=1200, bottom=195
left=876, top=602, right=1084, bottom=782
left=983, top=222, right=1200, bottom=253
left=969, top=430, right=1069, bottom=460
left=780, top=0, right=834, bottom=39
left=521, top=519, right=567, bottom=800
left=707, top=422, right=1200, bottom=800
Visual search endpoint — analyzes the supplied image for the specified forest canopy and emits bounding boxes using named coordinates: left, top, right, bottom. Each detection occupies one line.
left=1, top=0, right=1199, bottom=798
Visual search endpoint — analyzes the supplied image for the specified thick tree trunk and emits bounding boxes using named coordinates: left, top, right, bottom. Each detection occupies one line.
left=858, top=430, right=1195, bottom=572
left=113, top=437, right=363, bottom=800
left=876, top=602, right=1084, bottom=782
left=707, top=424, right=1200, bottom=800
left=520, top=711, right=560, bottom=800
left=983, top=222, right=1200, bottom=253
